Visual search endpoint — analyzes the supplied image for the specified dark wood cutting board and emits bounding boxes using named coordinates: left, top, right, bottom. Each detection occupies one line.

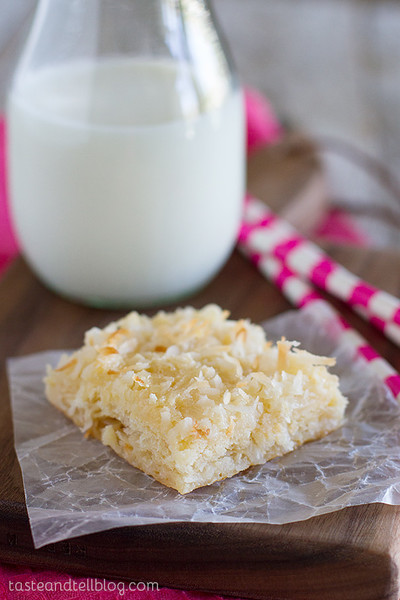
left=2, top=141, right=400, bottom=599
left=2, top=247, right=400, bottom=600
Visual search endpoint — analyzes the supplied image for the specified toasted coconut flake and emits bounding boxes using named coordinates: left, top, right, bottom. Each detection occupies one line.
left=251, top=371, right=271, bottom=387
left=193, top=421, right=210, bottom=438
left=193, top=321, right=210, bottom=337
left=277, top=337, right=290, bottom=371
left=235, top=326, right=247, bottom=342
left=99, top=346, right=119, bottom=356
left=132, top=375, right=148, bottom=387
left=107, top=328, right=129, bottom=344
left=226, top=417, right=235, bottom=437
left=183, top=317, right=199, bottom=333
left=55, top=358, right=77, bottom=372
left=236, top=380, right=248, bottom=388
left=293, top=348, right=336, bottom=366
left=223, top=390, right=231, bottom=405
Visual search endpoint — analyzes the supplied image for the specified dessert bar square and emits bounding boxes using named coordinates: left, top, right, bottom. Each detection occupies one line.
left=45, top=305, right=347, bottom=494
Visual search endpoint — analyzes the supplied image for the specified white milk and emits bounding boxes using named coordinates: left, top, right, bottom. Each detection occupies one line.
left=8, top=59, right=244, bottom=306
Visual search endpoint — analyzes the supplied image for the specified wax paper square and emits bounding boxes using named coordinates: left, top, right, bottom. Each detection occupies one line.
left=7, top=304, right=400, bottom=548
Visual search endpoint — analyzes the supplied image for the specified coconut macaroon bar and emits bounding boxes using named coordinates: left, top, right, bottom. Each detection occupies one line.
left=45, top=304, right=347, bottom=494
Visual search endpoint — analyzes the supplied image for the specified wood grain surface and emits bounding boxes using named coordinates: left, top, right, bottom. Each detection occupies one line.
left=2, top=4, right=400, bottom=597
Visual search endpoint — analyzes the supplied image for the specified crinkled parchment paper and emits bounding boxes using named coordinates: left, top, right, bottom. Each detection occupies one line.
left=7, top=303, right=400, bottom=548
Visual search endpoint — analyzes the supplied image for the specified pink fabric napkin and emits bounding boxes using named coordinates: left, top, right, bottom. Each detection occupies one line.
left=1, top=562, right=245, bottom=600
left=0, top=119, right=18, bottom=275
left=314, top=207, right=369, bottom=246
left=245, top=87, right=282, bottom=152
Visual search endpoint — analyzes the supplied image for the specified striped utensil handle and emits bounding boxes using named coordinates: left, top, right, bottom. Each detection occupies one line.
left=239, top=245, right=400, bottom=401
left=240, top=194, right=400, bottom=347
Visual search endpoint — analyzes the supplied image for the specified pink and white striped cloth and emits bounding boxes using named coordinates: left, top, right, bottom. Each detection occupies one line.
left=0, top=119, right=18, bottom=274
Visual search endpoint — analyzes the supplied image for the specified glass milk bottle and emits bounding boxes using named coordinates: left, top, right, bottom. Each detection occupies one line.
left=7, top=0, right=244, bottom=308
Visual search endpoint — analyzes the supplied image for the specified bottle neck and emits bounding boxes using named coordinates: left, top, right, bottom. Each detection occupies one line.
left=13, top=0, right=238, bottom=114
